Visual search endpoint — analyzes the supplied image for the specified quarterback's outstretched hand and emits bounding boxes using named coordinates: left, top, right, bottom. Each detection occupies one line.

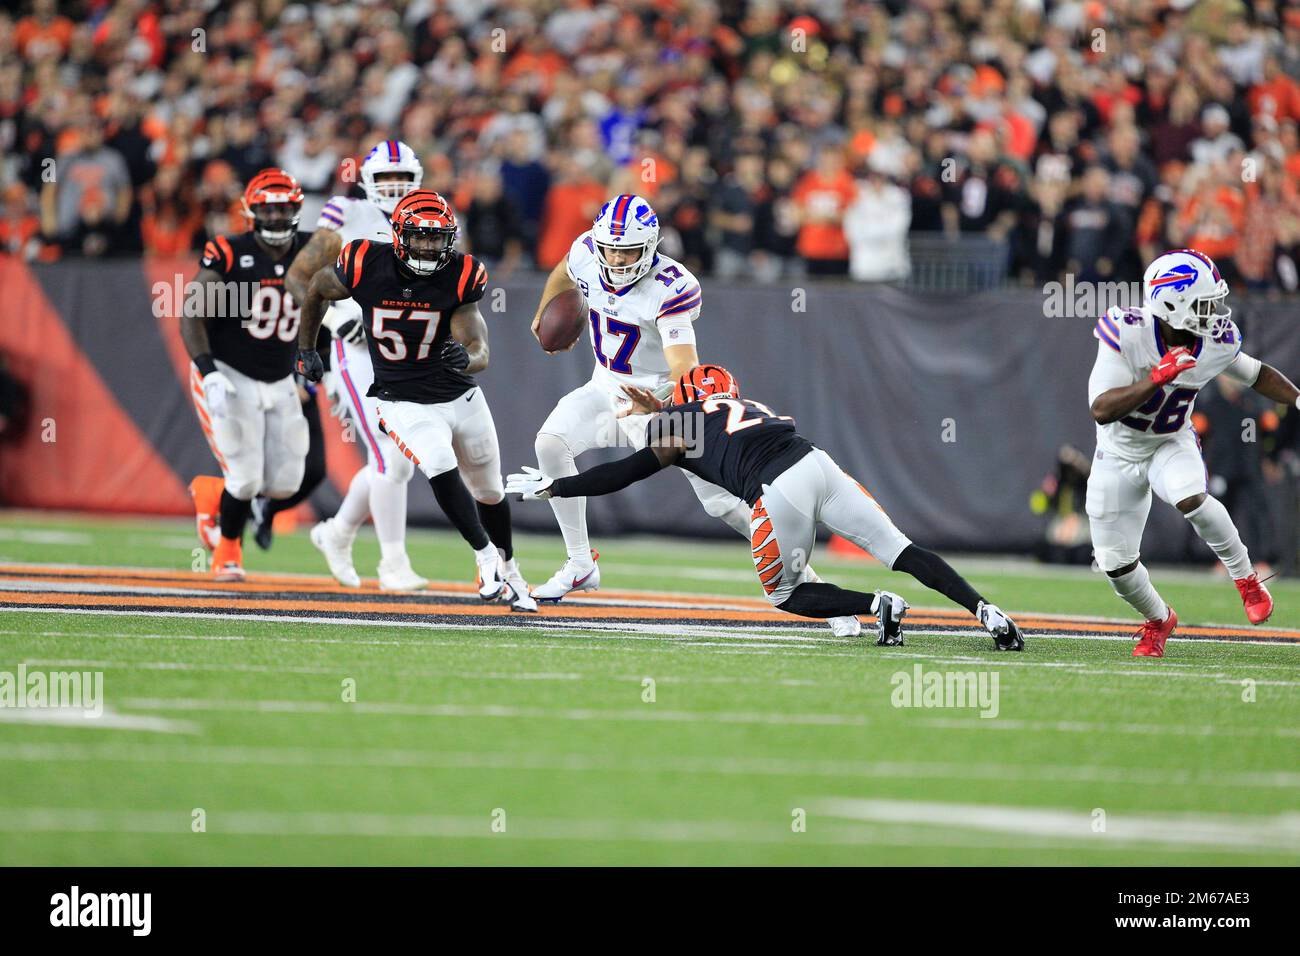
left=296, top=349, right=324, bottom=383
left=619, top=385, right=666, bottom=417
left=506, top=466, right=555, bottom=500
left=1150, top=346, right=1197, bottom=387
left=202, top=371, right=236, bottom=416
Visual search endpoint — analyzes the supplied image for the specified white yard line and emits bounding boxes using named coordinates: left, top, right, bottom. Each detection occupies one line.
left=814, top=797, right=1300, bottom=853
left=0, top=805, right=1292, bottom=857
left=0, top=740, right=1297, bottom=789
left=0, top=706, right=197, bottom=734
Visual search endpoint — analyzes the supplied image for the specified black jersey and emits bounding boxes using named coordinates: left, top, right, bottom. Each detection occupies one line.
left=334, top=239, right=488, bottom=404
left=647, top=397, right=815, bottom=504
left=197, top=231, right=310, bottom=382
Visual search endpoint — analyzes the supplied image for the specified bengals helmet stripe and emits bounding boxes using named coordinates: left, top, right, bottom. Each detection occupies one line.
left=673, top=364, right=740, bottom=405
left=391, top=189, right=458, bottom=274
left=242, top=168, right=304, bottom=209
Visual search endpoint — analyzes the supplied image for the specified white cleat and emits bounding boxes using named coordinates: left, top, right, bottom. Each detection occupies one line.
left=475, top=546, right=506, bottom=601
left=310, top=519, right=361, bottom=588
left=530, top=557, right=600, bottom=602
left=378, top=553, right=428, bottom=592
left=500, top=556, right=538, bottom=613
left=828, top=616, right=862, bottom=638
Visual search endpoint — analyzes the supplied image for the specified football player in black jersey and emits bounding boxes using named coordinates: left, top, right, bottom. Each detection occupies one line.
left=181, top=168, right=312, bottom=581
left=295, top=189, right=534, bottom=611
left=508, top=365, right=1025, bottom=649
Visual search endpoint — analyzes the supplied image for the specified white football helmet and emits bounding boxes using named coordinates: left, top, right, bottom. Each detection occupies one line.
left=591, top=194, right=659, bottom=289
left=359, top=140, right=423, bottom=213
left=1143, top=248, right=1231, bottom=333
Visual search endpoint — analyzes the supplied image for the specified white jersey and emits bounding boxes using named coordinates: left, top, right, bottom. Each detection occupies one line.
left=1088, top=305, right=1259, bottom=461
left=565, top=230, right=700, bottom=390
left=317, top=197, right=394, bottom=330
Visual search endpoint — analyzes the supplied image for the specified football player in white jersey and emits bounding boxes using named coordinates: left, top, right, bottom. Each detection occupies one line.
left=527, top=193, right=863, bottom=637
left=286, top=140, right=429, bottom=592
left=1086, top=249, right=1300, bottom=657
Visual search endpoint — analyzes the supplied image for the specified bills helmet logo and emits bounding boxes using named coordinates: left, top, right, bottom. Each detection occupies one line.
left=1148, top=264, right=1198, bottom=299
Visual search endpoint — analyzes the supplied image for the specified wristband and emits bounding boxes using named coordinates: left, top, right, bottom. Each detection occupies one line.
left=1294, top=395, right=1300, bottom=411
left=193, top=353, right=217, bottom=378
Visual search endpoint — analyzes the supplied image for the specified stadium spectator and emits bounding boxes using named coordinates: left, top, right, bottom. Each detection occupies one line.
left=0, top=0, right=1295, bottom=295
left=463, top=166, right=523, bottom=275
left=844, top=169, right=911, bottom=283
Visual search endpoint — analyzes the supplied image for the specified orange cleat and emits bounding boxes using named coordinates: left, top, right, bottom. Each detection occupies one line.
left=1234, top=573, right=1274, bottom=624
left=212, top=536, right=245, bottom=582
left=1132, top=606, right=1177, bottom=658
left=188, top=475, right=224, bottom=551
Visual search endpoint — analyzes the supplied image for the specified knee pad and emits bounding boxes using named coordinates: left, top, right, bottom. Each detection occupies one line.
left=223, top=472, right=262, bottom=501
left=535, top=432, right=575, bottom=474
left=465, top=472, right=504, bottom=505
left=263, top=415, right=309, bottom=499
left=382, top=450, right=415, bottom=484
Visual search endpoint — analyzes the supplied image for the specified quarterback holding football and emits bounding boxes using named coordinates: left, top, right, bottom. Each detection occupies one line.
left=528, top=193, right=862, bottom=637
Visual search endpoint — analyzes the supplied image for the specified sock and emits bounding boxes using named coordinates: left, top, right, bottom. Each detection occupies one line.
left=370, top=472, right=408, bottom=562
left=336, top=466, right=371, bottom=532
left=1108, top=562, right=1169, bottom=622
left=536, top=433, right=591, bottom=564
left=477, top=499, right=513, bottom=560
left=429, top=468, right=490, bottom=550
left=890, top=544, right=984, bottom=615
left=1184, top=496, right=1253, bottom=579
left=219, top=489, right=252, bottom=541
left=778, top=582, right=878, bottom=618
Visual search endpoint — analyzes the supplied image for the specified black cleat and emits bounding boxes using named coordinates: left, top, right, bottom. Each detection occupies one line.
left=874, top=590, right=909, bottom=646
left=978, top=601, right=1025, bottom=651
left=251, top=497, right=274, bottom=551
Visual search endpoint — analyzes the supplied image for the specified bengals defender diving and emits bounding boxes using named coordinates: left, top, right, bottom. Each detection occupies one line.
left=528, top=193, right=861, bottom=638
left=183, top=168, right=312, bottom=581
left=295, top=189, right=535, bottom=611
left=1087, top=249, right=1300, bottom=657
left=286, top=140, right=428, bottom=591
left=507, top=366, right=1025, bottom=650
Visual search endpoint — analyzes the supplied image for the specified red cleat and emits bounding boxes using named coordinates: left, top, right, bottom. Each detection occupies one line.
left=1234, top=573, right=1274, bottom=624
left=1133, top=606, right=1177, bottom=658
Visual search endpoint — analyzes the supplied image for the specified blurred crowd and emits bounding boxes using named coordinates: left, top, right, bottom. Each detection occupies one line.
left=2, top=0, right=1300, bottom=289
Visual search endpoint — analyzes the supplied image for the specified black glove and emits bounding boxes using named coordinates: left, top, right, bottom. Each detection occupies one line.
left=441, top=338, right=470, bottom=371
left=296, top=348, right=324, bottom=383
left=335, top=317, right=365, bottom=346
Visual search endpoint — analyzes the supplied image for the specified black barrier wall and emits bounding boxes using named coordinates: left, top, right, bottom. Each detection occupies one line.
left=20, top=262, right=1300, bottom=561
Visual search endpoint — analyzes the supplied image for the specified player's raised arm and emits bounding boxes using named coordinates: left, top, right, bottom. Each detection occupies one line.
left=286, top=228, right=343, bottom=304
left=531, top=257, right=577, bottom=347
left=449, top=301, right=490, bottom=374
left=296, top=265, right=350, bottom=381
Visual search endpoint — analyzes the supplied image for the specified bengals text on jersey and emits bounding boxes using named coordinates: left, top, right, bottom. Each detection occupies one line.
left=332, top=238, right=488, bottom=404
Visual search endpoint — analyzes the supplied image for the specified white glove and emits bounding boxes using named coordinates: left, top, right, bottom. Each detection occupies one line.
left=202, top=371, right=236, bottom=416
left=505, top=465, right=555, bottom=500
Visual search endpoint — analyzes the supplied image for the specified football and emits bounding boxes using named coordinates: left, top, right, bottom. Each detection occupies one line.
left=537, top=288, right=587, bottom=353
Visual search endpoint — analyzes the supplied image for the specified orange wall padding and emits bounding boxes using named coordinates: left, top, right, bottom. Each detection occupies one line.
left=0, top=258, right=192, bottom=513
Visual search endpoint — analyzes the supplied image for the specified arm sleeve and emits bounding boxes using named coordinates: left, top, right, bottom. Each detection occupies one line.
left=1087, top=338, right=1136, bottom=405
left=549, top=447, right=668, bottom=498
left=1222, top=350, right=1262, bottom=386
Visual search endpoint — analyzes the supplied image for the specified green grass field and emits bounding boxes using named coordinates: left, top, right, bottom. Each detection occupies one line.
left=1, top=511, right=1298, bottom=865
